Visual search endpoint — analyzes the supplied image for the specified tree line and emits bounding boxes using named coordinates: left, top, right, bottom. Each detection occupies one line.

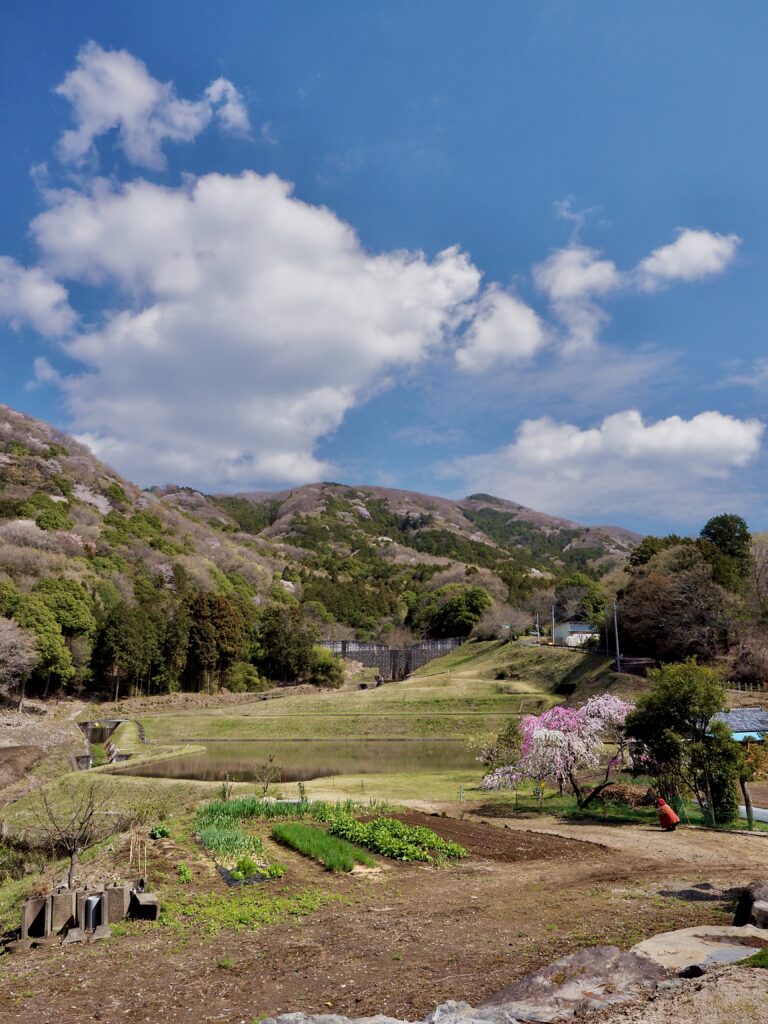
left=0, top=565, right=345, bottom=706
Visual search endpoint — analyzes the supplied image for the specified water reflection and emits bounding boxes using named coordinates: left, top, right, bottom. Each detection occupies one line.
left=123, top=739, right=478, bottom=783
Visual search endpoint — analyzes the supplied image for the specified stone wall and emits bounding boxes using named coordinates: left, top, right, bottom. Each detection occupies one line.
left=319, top=638, right=464, bottom=680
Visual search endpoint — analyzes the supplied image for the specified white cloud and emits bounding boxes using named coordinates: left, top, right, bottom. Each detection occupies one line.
left=443, top=409, right=764, bottom=522
left=31, top=170, right=480, bottom=486
left=725, top=358, right=768, bottom=390
left=0, top=257, right=75, bottom=335
left=637, top=229, right=740, bottom=292
left=533, top=244, right=621, bottom=353
left=25, top=356, right=62, bottom=391
left=55, top=42, right=251, bottom=170
left=455, top=286, right=546, bottom=372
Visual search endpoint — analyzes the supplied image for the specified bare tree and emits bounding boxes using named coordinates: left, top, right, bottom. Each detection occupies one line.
left=0, top=616, right=38, bottom=711
left=27, top=781, right=131, bottom=888
left=749, top=532, right=768, bottom=619
left=252, top=754, right=281, bottom=797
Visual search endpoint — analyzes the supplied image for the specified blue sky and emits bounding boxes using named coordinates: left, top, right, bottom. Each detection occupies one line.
left=1, top=1, right=767, bottom=533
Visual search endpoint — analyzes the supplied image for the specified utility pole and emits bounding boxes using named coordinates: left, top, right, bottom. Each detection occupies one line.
left=535, top=611, right=540, bottom=639
left=605, top=607, right=611, bottom=656
left=613, top=601, right=621, bottom=673
left=551, top=605, right=556, bottom=647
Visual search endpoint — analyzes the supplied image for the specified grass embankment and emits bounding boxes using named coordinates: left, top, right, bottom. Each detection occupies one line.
left=271, top=823, right=376, bottom=872
left=140, top=640, right=630, bottom=745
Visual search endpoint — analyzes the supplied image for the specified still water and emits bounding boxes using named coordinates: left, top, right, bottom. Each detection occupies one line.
left=122, top=739, right=478, bottom=783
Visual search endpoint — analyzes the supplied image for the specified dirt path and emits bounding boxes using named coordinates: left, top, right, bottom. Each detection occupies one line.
left=2, top=811, right=764, bottom=1024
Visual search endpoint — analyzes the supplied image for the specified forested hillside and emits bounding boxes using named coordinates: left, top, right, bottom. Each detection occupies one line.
left=0, top=403, right=639, bottom=703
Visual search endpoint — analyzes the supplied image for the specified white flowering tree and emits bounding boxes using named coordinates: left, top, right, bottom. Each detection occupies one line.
left=0, top=616, right=38, bottom=710
left=482, top=694, right=634, bottom=806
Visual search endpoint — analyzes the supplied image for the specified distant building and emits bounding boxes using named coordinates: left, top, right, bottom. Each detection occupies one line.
left=712, top=707, right=768, bottom=743
left=553, top=622, right=600, bottom=648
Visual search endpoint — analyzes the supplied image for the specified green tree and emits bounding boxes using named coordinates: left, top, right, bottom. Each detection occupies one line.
left=0, top=582, right=74, bottom=698
left=32, top=578, right=96, bottom=638
left=554, top=572, right=605, bottom=623
left=699, top=513, right=751, bottom=590
left=409, top=584, right=492, bottom=638
left=187, top=591, right=219, bottom=693
left=628, top=534, right=694, bottom=568
left=255, top=604, right=319, bottom=681
left=625, top=659, right=739, bottom=823
left=619, top=545, right=733, bottom=661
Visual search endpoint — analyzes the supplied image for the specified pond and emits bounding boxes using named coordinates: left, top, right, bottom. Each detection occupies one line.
left=121, top=739, right=478, bottom=784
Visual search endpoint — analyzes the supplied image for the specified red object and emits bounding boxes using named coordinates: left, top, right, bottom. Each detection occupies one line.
left=656, top=798, right=680, bottom=830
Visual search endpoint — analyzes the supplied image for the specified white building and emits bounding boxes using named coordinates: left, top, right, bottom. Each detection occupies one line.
left=553, top=622, right=600, bottom=648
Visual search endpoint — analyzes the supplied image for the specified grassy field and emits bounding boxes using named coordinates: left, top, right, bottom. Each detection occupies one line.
left=139, top=640, right=635, bottom=745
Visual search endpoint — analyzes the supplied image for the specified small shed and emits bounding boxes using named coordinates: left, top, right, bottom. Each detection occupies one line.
left=712, top=707, right=768, bottom=742
left=553, top=622, right=600, bottom=648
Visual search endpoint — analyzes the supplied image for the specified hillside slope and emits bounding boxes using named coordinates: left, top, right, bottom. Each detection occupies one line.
left=0, top=403, right=639, bottom=649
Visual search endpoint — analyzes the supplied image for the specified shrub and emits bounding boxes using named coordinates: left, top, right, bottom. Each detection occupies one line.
left=307, top=646, right=345, bottom=688
left=149, top=824, right=171, bottom=839
left=177, top=862, right=192, bottom=883
left=227, top=662, right=269, bottom=693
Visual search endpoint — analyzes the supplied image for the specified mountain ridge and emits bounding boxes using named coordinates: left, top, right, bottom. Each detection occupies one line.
left=0, top=403, right=641, bottom=644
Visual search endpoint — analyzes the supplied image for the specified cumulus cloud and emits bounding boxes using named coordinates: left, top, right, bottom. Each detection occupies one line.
left=529, top=228, right=740, bottom=357
left=533, top=244, right=621, bottom=353
left=637, top=228, right=740, bottom=291
left=55, top=42, right=250, bottom=169
left=31, top=171, right=480, bottom=486
left=455, top=286, right=546, bottom=372
left=0, top=256, right=75, bottom=335
left=443, top=409, right=764, bottom=522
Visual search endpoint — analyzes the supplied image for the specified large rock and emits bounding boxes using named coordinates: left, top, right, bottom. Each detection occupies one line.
left=264, top=946, right=671, bottom=1024
left=632, top=924, right=768, bottom=972
left=479, top=946, right=669, bottom=1021
left=733, top=880, right=768, bottom=927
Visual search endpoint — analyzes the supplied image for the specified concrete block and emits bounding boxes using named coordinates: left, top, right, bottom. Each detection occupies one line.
left=75, top=889, right=104, bottom=931
left=21, top=896, right=51, bottom=940
left=51, top=891, right=76, bottom=933
left=104, top=885, right=129, bottom=924
left=4, top=938, right=34, bottom=954
left=62, top=927, right=86, bottom=945
left=129, top=892, right=160, bottom=921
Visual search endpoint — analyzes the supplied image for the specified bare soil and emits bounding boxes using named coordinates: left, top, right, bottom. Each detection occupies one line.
left=2, top=808, right=766, bottom=1024
left=0, top=746, right=42, bottom=793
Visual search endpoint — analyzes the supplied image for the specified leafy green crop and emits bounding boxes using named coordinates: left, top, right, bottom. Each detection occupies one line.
left=327, top=816, right=467, bottom=862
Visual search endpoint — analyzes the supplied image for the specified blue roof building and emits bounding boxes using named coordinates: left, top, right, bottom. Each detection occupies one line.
left=712, top=707, right=768, bottom=742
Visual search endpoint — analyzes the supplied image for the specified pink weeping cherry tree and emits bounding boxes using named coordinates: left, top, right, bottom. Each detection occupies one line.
left=481, top=694, right=635, bottom=807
